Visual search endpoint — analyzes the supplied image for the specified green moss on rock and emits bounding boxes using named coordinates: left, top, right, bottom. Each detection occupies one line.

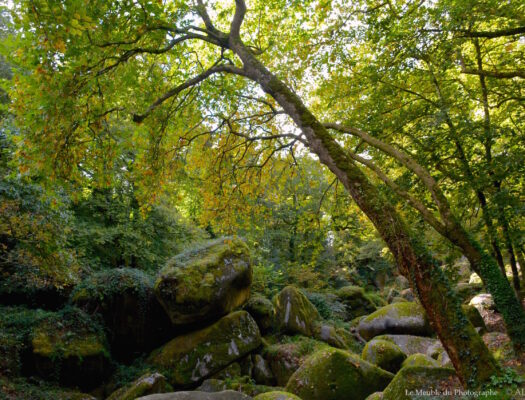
left=357, top=303, right=432, bottom=341
left=107, top=372, right=173, bottom=400
left=30, top=306, right=111, bottom=390
left=245, top=294, right=275, bottom=333
left=373, top=335, right=443, bottom=359
left=253, top=391, right=303, bottom=400
left=382, top=366, right=461, bottom=400
left=401, top=354, right=440, bottom=368
left=285, top=347, right=394, bottom=400
left=155, top=237, right=252, bottom=326
left=362, top=339, right=406, bottom=373
left=149, top=311, right=261, bottom=386
left=336, top=286, right=377, bottom=320
left=461, top=305, right=487, bottom=333
left=273, top=286, right=321, bottom=337
left=263, top=336, right=328, bottom=386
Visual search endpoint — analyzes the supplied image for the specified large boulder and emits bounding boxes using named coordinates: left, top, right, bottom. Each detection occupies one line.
left=71, top=268, right=172, bottom=360
left=107, top=373, right=173, bottom=400
left=273, top=286, right=321, bottom=337
left=335, top=286, right=377, bottom=321
left=137, top=391, right=252, bottom=400
left=263, top=336, right=327, bottom=387
left=253, top=392, right=302, bottom=400
left=149, top=311, right=261, bottom=386
left=401, top=354, right=440, bottom=368
left=30, top=307, right=111, bottom=390
left=252, top=354, right=275, bottom=386
left=361, top=339, right=406, bottom=373
left=381, top=366, right=461, bottom=400
left=155, top=237, right=252, bottom=326
left=286, top=348, right=394, bottom=400
left=469, top=293, right=495, bottom=312
left=0, top=306, right=52, bottom=377
left=197, top=377, right=278, bottom=397
left=455, top=282, right=483, bottom=303
left=244, top=294, right=275, bottom=333
left=357, top=303, right=432, bottom=341
left=373, top=335, right=443, bottom=358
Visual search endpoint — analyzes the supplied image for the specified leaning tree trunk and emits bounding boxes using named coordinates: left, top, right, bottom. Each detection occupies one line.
left=229, top=37, right=500, bottom=387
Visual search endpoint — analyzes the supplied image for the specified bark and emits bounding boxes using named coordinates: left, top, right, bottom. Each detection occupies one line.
left=226, top=34, right=500, bottom=387
left=474, top=38, right=521, bottom=293
left=324, top=123, right=525, bottom=350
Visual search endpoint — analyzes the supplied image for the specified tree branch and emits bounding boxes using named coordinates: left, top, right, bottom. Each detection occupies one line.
left=230, top=0, right=247, bottom=39
left=133, top=64, right=247, bottom=122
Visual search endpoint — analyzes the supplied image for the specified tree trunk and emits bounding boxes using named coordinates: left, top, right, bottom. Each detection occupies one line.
left=323, top=122, right=525, bottom=349
left=229, top=37, right=500, bottom=387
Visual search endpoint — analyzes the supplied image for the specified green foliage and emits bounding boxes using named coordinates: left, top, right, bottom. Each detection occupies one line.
left=303, top=291, right=346, bottom=322
left=71, top=189, right=203, bottom=273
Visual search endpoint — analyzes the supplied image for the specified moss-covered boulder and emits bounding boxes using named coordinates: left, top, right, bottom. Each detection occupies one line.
left=263, top=336, right=327, bottom=386
left=197, top=377, right=279, bottom=397
left=335, top=286, right=377, bottom=321
left=381, top=366, right=461, bottom=400
left=285, top=348, right=394, bottom=400
left=252, top=354, right=275, bottom=385
left=245, top=294, right=275, bottom=333
left=455, top=282, right=483, bottom=303
left=212, top=362, right=242, bottom=380
left=155, top=237, right=252, bottom=326
left=30, top=307, right=111, bottom=390
left=253, top=392, right=302, bottom=400
left=273, top=286, right=321, bottom=337
left=373, top=335, right=444, bottom=359
left=136, top=391, right=253, bottom=400
left=357, top=303, right=432, bottom=341
left=107, top=373, right=173, bottom=400
left=0, top=376, right=97, bottom=400
left=149, top=311, right=261, bottom=386
left=71, top=268, right=172, bottom=360
left=469, top=293, right=495, bottom=311
left=401, top=354, right=440, bottom=368
left=0, top=306, right=53, bottom=377
left=362, top=339, right=406, bottom=373
left=393, top=276, right=410, bottom=290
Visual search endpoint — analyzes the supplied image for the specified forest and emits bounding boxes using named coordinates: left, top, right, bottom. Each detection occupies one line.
left=0, top=0, right=523, bottom=399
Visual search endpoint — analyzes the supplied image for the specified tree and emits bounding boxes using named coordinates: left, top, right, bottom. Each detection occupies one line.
left=9, top=0, right=505, bottom=386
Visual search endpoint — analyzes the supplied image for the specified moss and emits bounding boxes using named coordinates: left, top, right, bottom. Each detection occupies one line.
left=462, top=305, right=487, bottom=332
left=70, top=268, right=170, bottom=360
left=31, top=306, right=107, bottom=359
left=335, top=286, right=377, bottom=320
left=365, top=393, right=383, bottom=400
left=273, top=286, right=321, bottom=336
left=263, top=336, right=328, bottom=386
left=29, top=306, right=111, bottom=389
left=106, top=372, right=173, bottom=400
left=382, top=366, right=461, bottom=400
left=362, top=339, right=407, bottom=373
left=401, top=354, right=440, bottom=368
left=244, top=294, right=275, bottom=333
left=0, top=376, right=96, bottom=400
left=357, top=303, right=432, bottom=341
left=0, top=306, right=53, bottom=376
left=253, top=391, right=303, bottom=400
left=149, top=311, right=261, bottom=386
left=155, top=237, right=252, bottom=326
left=286, top=347, right=394, bottom=400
